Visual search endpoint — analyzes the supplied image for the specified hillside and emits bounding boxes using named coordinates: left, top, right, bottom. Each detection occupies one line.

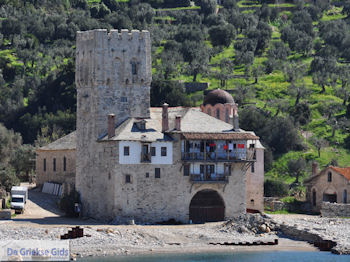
left=0, top=0, right=349, bottom=194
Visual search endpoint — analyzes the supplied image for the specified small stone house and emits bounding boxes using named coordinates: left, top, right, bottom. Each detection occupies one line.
left=304, top=164, right=350, bottom=212
left=35, top=131, right=76, bottom=194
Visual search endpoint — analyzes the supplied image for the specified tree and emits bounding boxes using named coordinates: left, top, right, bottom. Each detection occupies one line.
left=251, top=65, right=264, bottom=84
left=208, top=24, right=236, bottom=47
left=310, top=56, right=337, bottom=93
left=310, top=137, right=328, bottom=157
left=181, top=41, right=210, bottom=82
left=198, top=0, right=217, bottom=16
left=9, top=144, right=35, bottom=181
left=327, top=117, right=349, bottom=138
left=337, top=65, right=350, bottom=105
left=150, top=79, right=190, bottom=106
left=289, top=102, right=311, bottom=125
left=288, top=157, right=306, bottom=184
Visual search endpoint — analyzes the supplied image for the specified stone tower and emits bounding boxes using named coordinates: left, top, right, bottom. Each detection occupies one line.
left=75, top=29, right=152, bottom=219
left=76, top=29, right=151, bottom=137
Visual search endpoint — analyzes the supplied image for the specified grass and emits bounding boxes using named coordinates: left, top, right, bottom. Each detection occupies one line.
left=265, top=209, right=294, bottom=214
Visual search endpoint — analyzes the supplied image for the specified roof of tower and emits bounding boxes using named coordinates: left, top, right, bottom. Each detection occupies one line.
left=203, top=89, right=234, bottom=106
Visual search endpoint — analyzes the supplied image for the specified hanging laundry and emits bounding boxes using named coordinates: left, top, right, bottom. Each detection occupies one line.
left=224, top=145, right=228, bottom=150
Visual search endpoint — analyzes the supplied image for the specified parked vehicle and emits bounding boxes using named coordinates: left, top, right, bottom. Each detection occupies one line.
left=10, top=186, right=28, bottom=214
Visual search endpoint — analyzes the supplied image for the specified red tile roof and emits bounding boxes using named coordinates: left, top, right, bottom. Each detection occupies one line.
left=329, top=166, right=350, bottom=181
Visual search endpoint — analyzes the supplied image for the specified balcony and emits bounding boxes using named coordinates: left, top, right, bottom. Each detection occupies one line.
left=141, top=152, right=151, bottom=163
left=190, top=173, right=228, bottom=183
left=182, top=148, right=255, bottom=162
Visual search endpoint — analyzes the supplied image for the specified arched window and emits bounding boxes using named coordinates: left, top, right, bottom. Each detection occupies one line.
left=225, top=109, right=229, bottom=123
left=207, top=108, right=211, bottom=116
left=216, top=109, right=220, bottom=119
left=328, top=172, right=332, bottom=182
left=131, top=61, right=137, bottom=75
left=63, top=157, right=67, bottom=172
left=344, top=189, right=348, bottom=204
left=312, top=189, right=316, bottom=206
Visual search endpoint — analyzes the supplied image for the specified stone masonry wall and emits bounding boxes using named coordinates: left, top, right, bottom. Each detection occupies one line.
left=75, top=29, right=152, bottom=220
left=112, top=135, right=247, bottom=223
left=321, top=202, right=350, bottom=217
left=35, top=150, right=75, bottom=194
left=246, top=148, right=264, bottom=212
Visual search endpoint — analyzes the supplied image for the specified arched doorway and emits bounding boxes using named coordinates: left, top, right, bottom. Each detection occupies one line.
left=189, top=190, right=225, bottom=223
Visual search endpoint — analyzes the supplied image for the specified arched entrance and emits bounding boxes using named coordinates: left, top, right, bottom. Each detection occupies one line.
left=189, top=190, right=225, bottom=223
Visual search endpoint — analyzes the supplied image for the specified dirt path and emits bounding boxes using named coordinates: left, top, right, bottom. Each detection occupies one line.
left=14, top=189, right=63, bottom=219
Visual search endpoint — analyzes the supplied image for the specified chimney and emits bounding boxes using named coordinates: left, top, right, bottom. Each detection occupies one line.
left=312, top=162, right=319, bottom=176
left=229, top=115, right=234, bottom=129
left=234, top=113, right=239, bottom=130
left=162, top=103, right=169, bottom=132
left=175, top=115, right=181, bottom=131
left=108, top=114, right=116, bottom=139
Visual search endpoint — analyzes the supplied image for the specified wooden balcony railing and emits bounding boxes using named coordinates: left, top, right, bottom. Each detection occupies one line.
left=182, top=149, right=255, bottom=162
left=190, top=173, right=228, bottom=183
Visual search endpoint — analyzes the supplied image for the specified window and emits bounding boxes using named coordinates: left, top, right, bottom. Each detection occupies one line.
left=155, top=168, right=161, bottom=178
left=125, top=175, right=131, bottom=183
left=328, top=172, right=332, bottom=182
left=151, top=147, right=156, bottom=156
left=161, top=147, right=167, bottom=157
left=53, top=158, right=56, bottom=172
left=251, top=164, right=255, bottom=173
left=43, top=159, right=46, bottom=172
left=121, top=97, right=127, bottom=102
left=63, top=157, right=67, bottom=172
left=124, top=146, right=130, bottom=156
left=131, top=62, right=137, bottom=75
left=344, top=190, right=348, bottom=204
left=225, top=109, right=229, bottom=123
left=184, top=164, right=190, bottom=176
left=216, top=108, right=220, bottom=119
left=207, top=108, right=211, bottom=116
left=146, top=172, right=149, bottom=178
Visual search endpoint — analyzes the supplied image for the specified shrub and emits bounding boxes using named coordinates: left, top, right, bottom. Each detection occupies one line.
left=59, top=189, right=80, bottom=217
left=264, top=179, right=289, bottom=197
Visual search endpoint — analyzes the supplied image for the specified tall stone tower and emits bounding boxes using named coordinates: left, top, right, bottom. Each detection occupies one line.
left=75, top=29, right=152, bottom=219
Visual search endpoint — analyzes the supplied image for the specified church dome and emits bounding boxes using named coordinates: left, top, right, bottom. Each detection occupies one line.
left=203, top=89, right=234, bottom=106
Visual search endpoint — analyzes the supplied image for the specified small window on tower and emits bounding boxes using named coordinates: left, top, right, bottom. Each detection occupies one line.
left=121, top=97, right=127, bottom=102
left=125, top=174, right=131, bottom=184
left=132, top=62, right=137, bottom=75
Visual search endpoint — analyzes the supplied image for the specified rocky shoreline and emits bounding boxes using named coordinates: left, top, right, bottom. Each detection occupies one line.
left=270, top=214, right=350, bottom=255
left=0, top=214, right=349, bottom=259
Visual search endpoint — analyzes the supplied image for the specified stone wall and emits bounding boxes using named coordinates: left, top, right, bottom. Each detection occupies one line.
left=112, top=135, right=247, bottom=223
left=321, top=202, right=350, bottom=217
left=246, top=148, right=264, bottom=212
left=35, top=149, right=76, bottom=194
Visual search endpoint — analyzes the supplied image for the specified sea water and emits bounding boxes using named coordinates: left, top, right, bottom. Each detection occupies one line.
left=81, top=251, right=350, bottom=262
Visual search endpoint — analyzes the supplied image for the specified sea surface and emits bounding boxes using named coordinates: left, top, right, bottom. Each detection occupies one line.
left=81, top=251, right=350, bottom=262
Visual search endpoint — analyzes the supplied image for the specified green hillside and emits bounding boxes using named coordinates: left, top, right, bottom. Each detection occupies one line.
left=0, top=0, right=349, bottom=194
